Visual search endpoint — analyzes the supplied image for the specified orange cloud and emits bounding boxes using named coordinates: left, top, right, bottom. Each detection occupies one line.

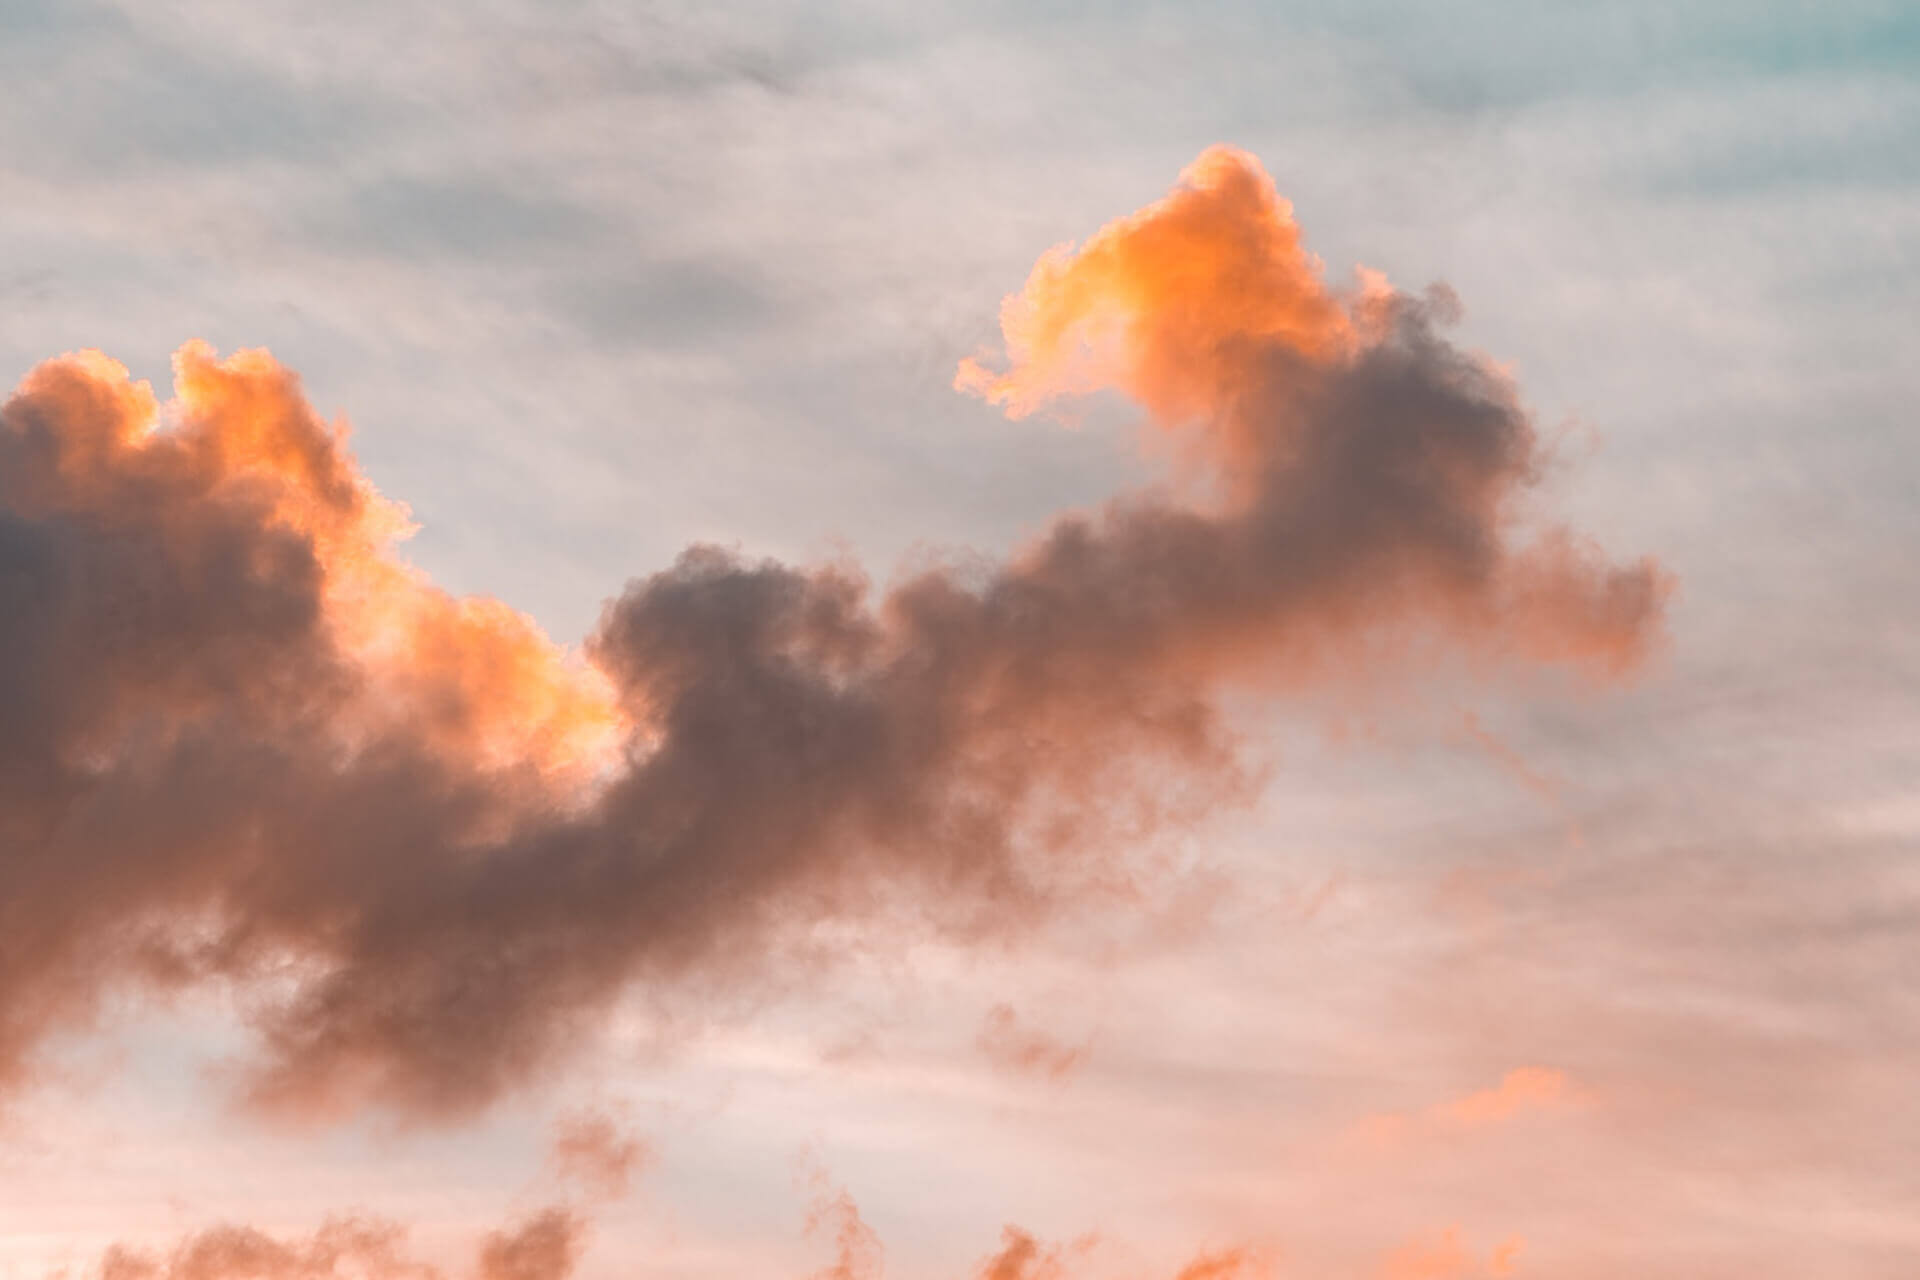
left=1355, top=1069, right=1584, bottom=1147
left=802, top=1176, right=884, bottom=1280
left=1170, top=1250, right=1264, bottom=1280
left=958, top=146, right=1353, bottom=451
left=964, top=1227, right=1260, bottom=1280
left=961, top=145, right=1668, bottom=681
left=1435, top=1068, right=1578, bottom=1129
left=973, top=1227, right=1070, bottom=1280
left=1376, top=1228, right=1523, bottom=1280
left=0, top=146, right=1665, bottom=1123
left=81, top=1200, right=1515, bottom=1280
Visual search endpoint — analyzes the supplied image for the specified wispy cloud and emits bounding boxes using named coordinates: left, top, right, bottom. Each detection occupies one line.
left=1352, top=1068, right=1584, bottom=1148
left=976, top=1004, right=1090, bottom=1082
left=548, top=1109, right=649, bottom=1201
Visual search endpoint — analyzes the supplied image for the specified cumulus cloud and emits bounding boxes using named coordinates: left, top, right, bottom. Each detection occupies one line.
left=957, top=146, right=1666, bottom=683
left=0, top=147, right=1666, bottom=1121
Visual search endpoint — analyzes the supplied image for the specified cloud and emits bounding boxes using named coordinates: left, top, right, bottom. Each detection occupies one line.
left=976, top=1004, right=1089, bottom=1081
left=958, top=145, right=1667, bottom=683
left=0, top=147, right=1665, bottom=1122
left=548, top=1108, right=650, bottom=1200
left=1488, top=1238, right=1524, bottom=1277
left=967, top=1228, right=1262, bottom=1280
left=64, top=1195, right=1515, bottom=1280
left=1375, top=1227, right=1522, bottom=1280
left=801, top=1173, right=884, bottom=1280
left=84, top=1208, right=580, bottom=1280
left=1169, top=1251, right=1264, bottom=1280
left=1433, top=1068, right=1578, bottom=1129
left=475, top=1211, right=584, bottom=1280
left=1354, top=1068, right=1584, bottom=1147
left=818, top=1211, right=1257, bottom=1280
left=973, top=1227, right=1070, bottom=1280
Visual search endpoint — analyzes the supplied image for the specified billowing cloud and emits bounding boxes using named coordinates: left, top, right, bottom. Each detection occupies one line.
left=957, top=145, right=1666, bottom=682
left=0, top=147, right=1665, bottom=1122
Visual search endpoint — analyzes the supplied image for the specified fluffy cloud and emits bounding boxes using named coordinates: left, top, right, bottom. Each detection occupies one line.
left=0, top=148, right=1664, bottom=1123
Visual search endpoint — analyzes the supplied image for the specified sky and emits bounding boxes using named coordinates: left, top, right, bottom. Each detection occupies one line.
left=0, top=2, right=1917, bottom=1278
